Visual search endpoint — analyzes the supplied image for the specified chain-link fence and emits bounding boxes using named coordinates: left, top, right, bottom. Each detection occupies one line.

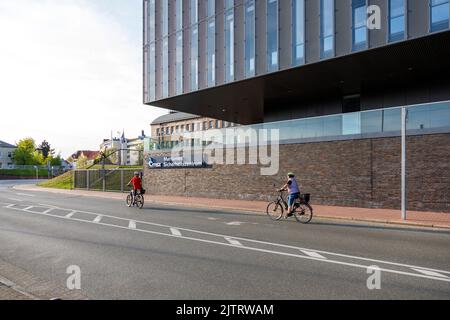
left=73, top=169, right=141, bottom=192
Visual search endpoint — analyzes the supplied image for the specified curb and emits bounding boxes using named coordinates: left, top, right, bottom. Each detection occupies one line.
left=13, top=184, right=450, bottom=231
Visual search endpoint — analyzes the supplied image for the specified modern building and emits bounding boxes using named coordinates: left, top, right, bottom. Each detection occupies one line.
left=143, top=0, right=450, bottom=212
left=151, top=111, right=238, bottom=149
left=143, top=0, right=450, bottom=124
left=0, top=140, right=16, bottom=169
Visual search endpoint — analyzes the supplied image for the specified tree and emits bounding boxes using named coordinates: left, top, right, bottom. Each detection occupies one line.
left=13, top=138, right=37, bottom=165
left=76, top=154, right=88, bottom=169
left=38, top=140, right=55, bottom=159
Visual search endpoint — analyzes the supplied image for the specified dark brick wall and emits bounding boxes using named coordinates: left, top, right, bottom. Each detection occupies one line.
left=144, top=133, right=450, bottom=212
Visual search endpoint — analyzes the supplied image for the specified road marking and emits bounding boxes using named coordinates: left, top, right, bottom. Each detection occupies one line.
left=226, top=221, right=245, bottom=226
left=301, top=250, right=327, bottom=259
left=65, top=211, right=75, bottom=218
left=93, top=215, right=102, bottom=223
left=170, top=228, right=182, bottom=237
left=208, top=217, right=218, bottom=221
left=15, top=193, right=35, bottom=197
left=42, top=208, right=54, bottom=214
left=225, top=238, right=243, bottom=246
left=7, top=198, right=24, bottom=202
left=23, top=206, right=34, bottom=211
left=129, top=220, right=136, bottom=230
left=412, top=268, right=449, bottom=278
left=4, top=202, right=450, bottom=283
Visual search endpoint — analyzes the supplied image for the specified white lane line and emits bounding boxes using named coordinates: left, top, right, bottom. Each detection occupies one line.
left=23, top=206, right=34, bottom=211
left=65, top=211, right=75, bottom=218
left=5, top=205, right=450, bottom=283
left=170, top=228, right=182, bottom=237
left=226, top=221, right=245, bottom=226
left=93, top=215, right=102, bottom=223
left=7, top=198, right=24, bottom=202
left=412, top=268, right=449, bottom=278
left=128, top=220, right=136, bottom=230
left=301, top=250, right=327, bottom=260
left=15, top=193, right=35, bottom=197
left=6, top=202, right=450, bottom=279
left=225, top=237, right=243, bottom=246
left=42, top=208, right=54, bottom=214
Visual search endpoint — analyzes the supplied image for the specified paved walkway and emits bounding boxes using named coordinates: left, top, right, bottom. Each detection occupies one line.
left=13, top=184, right=450, bottom=230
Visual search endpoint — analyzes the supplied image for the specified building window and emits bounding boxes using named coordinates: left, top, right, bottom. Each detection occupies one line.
left=389, top=0, right=406, bottom=42
left=176, top=0, right=183, bottom=95
left=191, top=0, right=199, bottom=91
left=430, top=0, right=449, bottom=32
left=209, top=121, right=214, bottom=129
left=207, top=0, right=216, bottom=87
left=320, top=0, right=334, bottom=59
left=162, top=0, right=169, bottom=98
left=245, top=0, right=256, bottom=77
left=267, top=0, right=279, bottom=72
left=156, top=128, right=160, bottom=136
left=146, top=0, right=156, bottom=102
left=216, top=120, right=221, bottom=128
left=225, top=0, right=235, bottom=83
left=352, top=0, right=367, bottom=51
left=203, top=121, right=207, bottom=130
left=292, top=0, right=305, bottom=66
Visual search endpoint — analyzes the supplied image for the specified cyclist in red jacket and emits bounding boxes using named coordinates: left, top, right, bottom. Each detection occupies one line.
left=127, top=172, right=143, bottom=204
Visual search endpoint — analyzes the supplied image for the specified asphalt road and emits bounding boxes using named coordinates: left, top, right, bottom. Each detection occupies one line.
left=0, top=180, right=449, bottom=300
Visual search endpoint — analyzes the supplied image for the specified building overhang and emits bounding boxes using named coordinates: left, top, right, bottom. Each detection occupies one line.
left=146, top=30, right=450, bottom=125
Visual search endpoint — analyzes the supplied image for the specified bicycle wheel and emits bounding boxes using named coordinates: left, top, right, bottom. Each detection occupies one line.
left=266, top=201, right=283, bottom=221
left=135, top=195, right=144, bottom=209
left=126, top=194, right=133, bottom=207
left=294, top=203, right=313, bottom=224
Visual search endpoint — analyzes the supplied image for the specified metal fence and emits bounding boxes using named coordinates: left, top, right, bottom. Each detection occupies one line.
left=73, top=168, right=141, bottom=193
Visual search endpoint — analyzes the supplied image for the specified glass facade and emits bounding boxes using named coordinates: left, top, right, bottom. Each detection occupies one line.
left=389, top=0, right=406, bottom=42
left=206, top=0, right=216, bottom=87
left=190, top=0, right=199, bottom=91
left=162, top=0, right=169, bottom=98
left=144, top=0, right=447, bottom=102
left=225, top=0, right=235, bottom=83
left=292, top=0, right=305, bottom=66
left=352, top=0, right=367, bottom=51
left=244, top=0, right=256, bottom=77
left=430, top=0, right=449, bottom=32
left=146, top=0, right=156, bottom=102
left=176, top=0, right=183, bottom=95
left=267, top=0, right=279, bottom=72
left=320, top=0, right=334, bottom=59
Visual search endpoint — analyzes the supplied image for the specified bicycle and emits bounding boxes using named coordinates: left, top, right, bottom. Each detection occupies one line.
left=126, top=189, right=145, bottom=209
left=266, top=191, right=313, bottom=224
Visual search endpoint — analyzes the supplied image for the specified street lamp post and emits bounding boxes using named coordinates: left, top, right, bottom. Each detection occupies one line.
left=33, top=165, right=38, bottom=180
left=401, top=107, right=407, bottom=221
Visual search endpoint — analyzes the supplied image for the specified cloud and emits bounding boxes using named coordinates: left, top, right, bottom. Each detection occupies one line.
left=0, top=0, right=166, bottom=157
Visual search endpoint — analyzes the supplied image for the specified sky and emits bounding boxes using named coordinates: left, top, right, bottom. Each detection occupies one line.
left=0, top=0, right=167, bottom=158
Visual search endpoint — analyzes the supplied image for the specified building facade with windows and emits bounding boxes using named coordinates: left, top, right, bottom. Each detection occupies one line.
left=0, top=140, right=16, bottom=169
left=143, top=1, right=450, bottom=212
left=144, top=0, right=450, bottom=124
left=150, top=112, right=238, bottom=149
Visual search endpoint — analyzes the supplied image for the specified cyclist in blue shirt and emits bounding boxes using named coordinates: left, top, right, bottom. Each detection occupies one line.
left=279, top=172, right=300, bottom=217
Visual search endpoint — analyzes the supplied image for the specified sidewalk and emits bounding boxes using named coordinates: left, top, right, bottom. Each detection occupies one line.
left=14, top=184, right=450, bottom=230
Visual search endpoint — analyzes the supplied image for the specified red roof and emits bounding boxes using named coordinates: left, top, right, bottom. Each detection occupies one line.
left=71, top=150, right=100, bottom=161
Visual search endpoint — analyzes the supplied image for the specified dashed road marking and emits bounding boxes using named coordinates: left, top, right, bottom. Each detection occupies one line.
left=226, top=221, right=245, bottom=226
left=93, top=215, right=102, bottom=223
left=129, top=220, right=137, bottom=230
left=15, top=193, right=35, bottom=197
left=7, top=198, right=24, bottom=202
left=225, top=238, right=243, bottom=246
left=412, top=268, right=449, bottom=278
left=65, top=211, right=75, bottom=218
left=301, top=250, right=327, bottom=260
left=170, top=228, right=182, bottom=237
left=2, top=202, right=450, bottom=283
